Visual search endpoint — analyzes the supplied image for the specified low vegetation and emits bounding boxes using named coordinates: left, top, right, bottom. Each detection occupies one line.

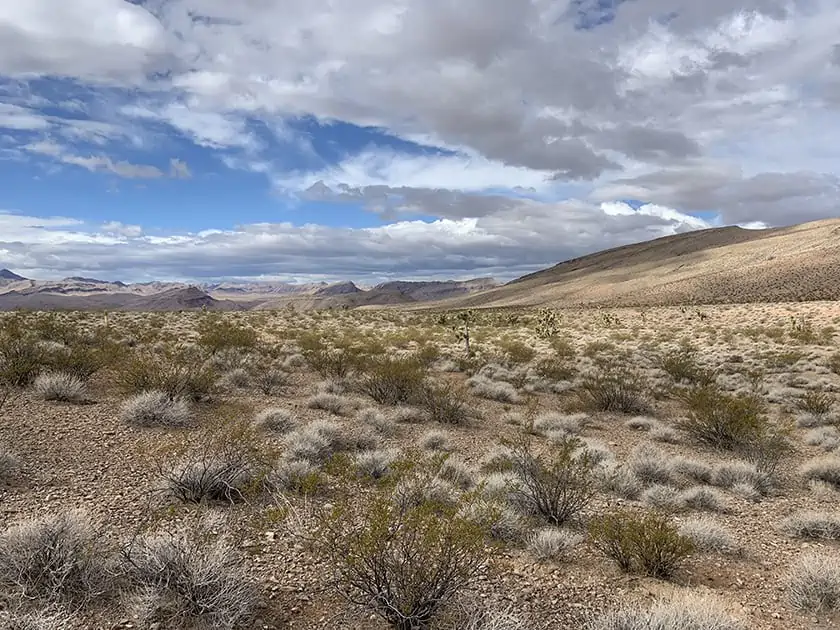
left=2, top=303, right=839, bottom=627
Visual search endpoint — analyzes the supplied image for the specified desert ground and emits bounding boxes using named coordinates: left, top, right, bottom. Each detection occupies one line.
left=2, top=302, right=840, bottom=629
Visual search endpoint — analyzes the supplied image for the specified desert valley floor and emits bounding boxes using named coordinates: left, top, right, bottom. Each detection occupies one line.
left=2, top=301, right=840, bottom=629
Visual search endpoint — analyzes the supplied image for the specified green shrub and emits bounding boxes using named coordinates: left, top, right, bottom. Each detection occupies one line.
left=298, top=335, right=361, bottom=378
left=416, top=381, right=472, bottom=425
left=577, top=368, right=651, bottom=414
left=506, top=437, right=595, bottom=526
left=677, top=386, right=791, bottom=466
left=656, top=347, right=715, bottom=385
left=0, top=336, right=43, bottom=387
left=315, top=472, right=489, bottom=629
left=589, top=509, right=693, bottom=579
left=357, top=356, right=427, bottom=405
left=534, top=357, right=575, bottom=381
left=196, top=315, right=258, bottom=354
left=497, top=339, right=536, bottom=365
left=117, top=352, right=217, bottom=401
left=41, top=343, right=110, bottom=381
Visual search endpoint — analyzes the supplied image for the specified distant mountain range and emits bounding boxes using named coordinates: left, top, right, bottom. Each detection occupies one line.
left=0, top=272, right=498, bottom=311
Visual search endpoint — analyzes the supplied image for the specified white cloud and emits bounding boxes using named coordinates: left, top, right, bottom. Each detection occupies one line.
left=0, top=0, right=168, bottom=80
left=2, top=0, right=840, bottom=280
left=278, top=150, right=556, bottom=195
left=0, top=202, right=712, bottom=282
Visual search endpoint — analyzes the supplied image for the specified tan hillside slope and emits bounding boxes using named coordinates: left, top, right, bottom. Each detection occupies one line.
left=450, top=218, right=840, bottom=308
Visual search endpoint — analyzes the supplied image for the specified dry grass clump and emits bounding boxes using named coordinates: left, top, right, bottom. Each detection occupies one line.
left=678, top=517, right=739, bottom=554
left=284, top=420, right=345, bottom=462
left=794, top=390, right=836, bottom=417
left=533, top=412, right=589, bottom=437
left=589, top=509, right=693, bottom=579
left=0, top=444, right=21, bottom=480
left=437, top=456, right=476, bottom=490
left=786, top=553, right=840, bottom=612
left=158, top=432, right=262, bottom=504
left=269, top=458, right=320, bottom=494
left=121, top=391, right=192, bottom=428
left=624, top=416, right=660, bottom=431
left=780, top=511, right=840, bottom=540
left=467, top=375, right=521, bottom=404
left=678, top=486, right=728, bottom=513
left=32, top=372, right=87, bottom=403
left=0, top=608, right=75, bottom=630
left=121, top=525, right=258, bottom=628
left=804, top=426, right=840, bottom=450
left=671, top=457, right=714, bottom=484
left=0, top=510, right=109, bottom=606
left=597, top=463, right=643, bottom=500
left=628, top=444, right=675, bottom=486
left=358, top=407, right=399, bottom=436
left=420, top=429, right=454, bottom=452
left=253, top=408, right=296, bottom=434
left=800, top=455, right=840, bottom=488
left=587, top=593, right=745, bottom=630
left=711, top=461, right=773, bottom=497
left=306, top=392, right=356, bottom=416
left=390, top=405, right=428, bottom=424
left=527, top=527, right=583, bottom=562
left=641, top=484, right=681, bottom=509
left=354, top=449, right=396, bottom=480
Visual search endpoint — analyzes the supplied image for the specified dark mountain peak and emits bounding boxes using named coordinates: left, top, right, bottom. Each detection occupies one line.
left=314, top=281, right=361, bottom=296
left=0, top=269, right=26, bottom=281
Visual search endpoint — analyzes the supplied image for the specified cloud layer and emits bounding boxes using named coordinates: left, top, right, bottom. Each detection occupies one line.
left=1, top=0, right=839, bottom=281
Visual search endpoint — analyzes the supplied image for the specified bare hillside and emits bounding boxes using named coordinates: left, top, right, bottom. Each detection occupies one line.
left=447, top=219, right=840, bottom=309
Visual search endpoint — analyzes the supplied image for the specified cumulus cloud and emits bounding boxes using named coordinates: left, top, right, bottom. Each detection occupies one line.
left=0, top=201, right=711, bottom=282
left=2, top=0, right=840, bottom=279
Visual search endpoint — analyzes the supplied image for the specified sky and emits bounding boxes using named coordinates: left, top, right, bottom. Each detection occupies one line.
left=1, top=0, right=839, bottom=284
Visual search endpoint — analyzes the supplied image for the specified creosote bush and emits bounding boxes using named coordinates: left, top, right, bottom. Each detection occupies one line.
left=0, top=510, right=109, bottom=605
left=0, top=336, right=44, bottom=387
left=589, top=509, right=693, bottom=579
left=117, top=352, right=217, bottom=402
left=195, top=314, right=259, bottom=354
left=356, top=356, right=427, bottom=405
left=577, top=368, right=651, bottom=415
left=121, top=525, right=258, bottom=628
left=415, top=381, right=472, bottom=425
left=506, top=437, right=595, bottom=526
left=677, top=385, right=790, bottom=470
left=313, top=462, right=490, bottom=630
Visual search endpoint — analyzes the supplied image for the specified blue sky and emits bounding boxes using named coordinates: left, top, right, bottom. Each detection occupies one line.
left=0, top=0, right=838, bottom=283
